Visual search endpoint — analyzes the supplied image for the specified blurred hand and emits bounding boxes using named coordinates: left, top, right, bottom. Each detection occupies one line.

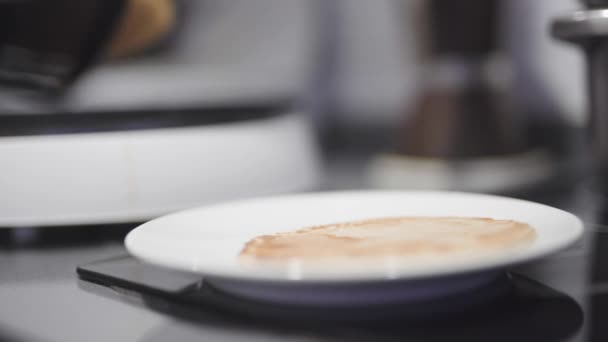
left=107, top=0, right=175, bottom=59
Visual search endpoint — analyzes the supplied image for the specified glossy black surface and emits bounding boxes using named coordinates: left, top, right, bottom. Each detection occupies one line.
left=0, top=0, right=125, bottom=92
left=77, top=257, right=585, bottom=342
left=1, top=138, right=606, bottom=341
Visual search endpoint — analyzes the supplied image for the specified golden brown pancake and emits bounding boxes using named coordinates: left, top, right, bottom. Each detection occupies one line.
left=239, top=217, right=536, bottom=261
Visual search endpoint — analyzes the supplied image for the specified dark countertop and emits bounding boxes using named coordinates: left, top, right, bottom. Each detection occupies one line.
left=1, top=148, right=606, bottom=342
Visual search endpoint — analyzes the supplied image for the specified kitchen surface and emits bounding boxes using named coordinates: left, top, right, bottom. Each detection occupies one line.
left=1, top=0, right=606, bottom=341
left=0, top=151, right=604, bottom=342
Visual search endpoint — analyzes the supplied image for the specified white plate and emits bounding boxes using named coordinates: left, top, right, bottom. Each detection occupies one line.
left=125, top=191, right=583, bottom=305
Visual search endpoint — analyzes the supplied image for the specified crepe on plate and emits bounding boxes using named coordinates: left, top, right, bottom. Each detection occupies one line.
left=239, top=217, right=536, bottom=261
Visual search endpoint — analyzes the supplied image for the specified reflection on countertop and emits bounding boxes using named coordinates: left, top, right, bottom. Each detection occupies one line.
left=1, top=131, right=607, bottom=342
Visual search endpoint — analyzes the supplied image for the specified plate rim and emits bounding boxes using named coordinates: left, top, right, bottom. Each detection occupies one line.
left=125, top=190, right=584, bottom=284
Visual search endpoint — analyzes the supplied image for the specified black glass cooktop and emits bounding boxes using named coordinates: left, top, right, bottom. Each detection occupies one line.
left=77, top=256, right=586, bottom=342
left=74, top=187, right=608, bottom=342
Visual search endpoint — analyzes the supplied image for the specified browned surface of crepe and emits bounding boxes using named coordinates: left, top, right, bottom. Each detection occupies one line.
left=239, top=217, right=536, bottom=261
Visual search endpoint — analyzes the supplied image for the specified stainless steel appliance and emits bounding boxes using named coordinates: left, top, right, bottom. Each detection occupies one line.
left=553, top=0, right=608, bottom=194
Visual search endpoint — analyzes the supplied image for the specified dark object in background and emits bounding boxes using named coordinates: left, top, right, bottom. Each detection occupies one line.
left=553, top=0, right=608, bottom=194
left=399, top=0, right=529, bottom=158
left=429, top=0, right=496, bottom=57
left=584, top=0, right=608, bottom=8
left=0, top=0, right=126, bottom=93
left=367, top=0, right=572, bottom=193
left=400, top=84, right=528, bottom=158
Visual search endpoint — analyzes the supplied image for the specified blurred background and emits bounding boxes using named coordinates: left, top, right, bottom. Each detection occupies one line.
left=3, top=3, right=606, bottom=342
left=0, top=0, right=589, bottom=230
